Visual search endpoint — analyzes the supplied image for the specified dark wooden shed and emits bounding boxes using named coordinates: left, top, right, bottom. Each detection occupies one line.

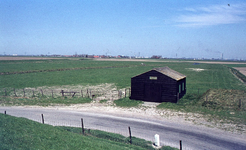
left=130, top=67, right=186, bottom=103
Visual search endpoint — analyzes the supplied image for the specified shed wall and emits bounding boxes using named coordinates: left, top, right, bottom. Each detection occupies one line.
left=130, top=70, right=186, bottom=103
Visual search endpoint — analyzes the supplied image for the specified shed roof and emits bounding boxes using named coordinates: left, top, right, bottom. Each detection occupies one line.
left=153, top=67, right=186, bottom=81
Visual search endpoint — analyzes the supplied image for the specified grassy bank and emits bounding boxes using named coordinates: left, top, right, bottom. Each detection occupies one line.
left=0, top=114, right=177, bottom=150
left=157, top=89, right=246, bottom=125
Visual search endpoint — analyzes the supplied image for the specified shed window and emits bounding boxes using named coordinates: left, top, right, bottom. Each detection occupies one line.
left=182, top=82, right=184, bottom=91
left=179, top=84, right=181, bottom=93
left=149, top=76, right=157, bottom=80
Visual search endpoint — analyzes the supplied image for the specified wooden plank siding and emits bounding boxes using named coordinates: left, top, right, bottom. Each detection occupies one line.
left=130, top=67, right=186, bottom=103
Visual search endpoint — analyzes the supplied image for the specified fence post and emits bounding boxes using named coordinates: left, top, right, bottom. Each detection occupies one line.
left=128, top=126, right=132, bottom=144
left=14, top=88, right=17, bottom=97
left=41, top=114, right=44, bottom=124
left=239, top=99, right=241, bottom=109
left=23, top=88, right=25, bottom=97
left=125, top=88, right=127, bottom=98
left=40, top=89, right=43, bottom=97
left=32, top=90, right=35, bottom=97
left=155, top=134, right=160, bottom=147
left=87, top=89, right=89, bottom=98
left=81, top=118, right=85, bottom=135
left=118, top=90, right=122, bottom=98
left=4, top=88, right=7, bottom=96
left=4, top=110, right=6, bottom=114
left=90, top=89, right=92, bottom=98
left=81, top=90, right=83, bottom=97
left=180, top=140, right=182, bottom=150
left=61, top=90, right=64, bottom=97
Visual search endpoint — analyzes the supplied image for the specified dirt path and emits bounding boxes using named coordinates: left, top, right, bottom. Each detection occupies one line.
left=234, top=67, right=246, bottom=76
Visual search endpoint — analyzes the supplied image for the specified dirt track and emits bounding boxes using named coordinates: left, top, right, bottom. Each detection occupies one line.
left=234, top=67, right=246, bottom=76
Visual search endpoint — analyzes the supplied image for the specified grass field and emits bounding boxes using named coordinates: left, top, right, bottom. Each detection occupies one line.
left=0, top=113, right=176, bottom=150
left=1, top=59, right=245, bottom=90
left=1, top=57, right=246, bottom=149
left=0, top=58, right=246, bottom=123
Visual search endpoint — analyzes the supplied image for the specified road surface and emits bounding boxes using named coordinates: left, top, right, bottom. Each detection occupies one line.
left=1, top=106, right=246, bottom=150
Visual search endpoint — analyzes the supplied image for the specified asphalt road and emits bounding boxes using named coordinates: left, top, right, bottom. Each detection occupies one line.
left=1, top=106, right=246, bottom=150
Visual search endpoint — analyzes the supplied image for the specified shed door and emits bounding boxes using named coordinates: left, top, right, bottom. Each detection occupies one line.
left=144, top=83, right=161, bottom=102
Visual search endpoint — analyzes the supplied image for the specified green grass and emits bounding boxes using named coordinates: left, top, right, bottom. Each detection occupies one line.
left=1, top=58, right=246, bottom=124
left=0, top=60, right=163, bottom=89
left=157, top=89, right=246, bottom=125
left=114, top=97, right=143, bottom=107
left=99, top=99, right=108, bottom=103
left=1, top=60, right=245, bottom=91
left=0, top=114, right=177, bottom=150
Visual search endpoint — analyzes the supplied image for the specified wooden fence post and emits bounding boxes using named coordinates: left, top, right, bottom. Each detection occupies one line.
left=128, top=126, right=132, bottom=144
left=180, top=140, right=182, bottom=150
left=239, top=99, right=241, bottom=109
left=87, top=89, right=89, bottom=98
left=81, top=118, right=85, bottom=135
left=90, top=89, right=92, bottom=98
left=118, top=90, right=122, bottom=98
left=40, top=89, right=43, bottom=97
left=4, top=111, right=6, bottom=114
left=23, top=88, right=25, bottom=97
left=61, top=90, right=64, bottom=97
left=81, top=90, right=83, bottom=97
left=125, top=88, right=127, bottom=98
left=4, top=88, right=7, bottom=96
left=14, top=88, right=17, bottom=97
left=32, top=90, right=35, bottom=97
left=41, top=114, right=44, bottom=124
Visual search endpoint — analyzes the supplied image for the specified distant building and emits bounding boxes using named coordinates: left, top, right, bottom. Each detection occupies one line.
left=130, top=67, right=186, bottom=103
left=151, top=55, right=162, bottom=59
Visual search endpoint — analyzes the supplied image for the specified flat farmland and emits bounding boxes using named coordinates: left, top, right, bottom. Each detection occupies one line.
left=0, top=56, right=61, bottom=61
left=1, top=58, right=245, bottom=91
left=0, top=57, right=246, bottom=126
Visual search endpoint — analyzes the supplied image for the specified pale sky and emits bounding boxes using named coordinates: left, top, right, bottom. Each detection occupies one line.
left=1, top=0, right=246, bottom=59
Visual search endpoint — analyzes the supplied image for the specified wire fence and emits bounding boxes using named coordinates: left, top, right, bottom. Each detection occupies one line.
left=0, top=87, right=131, bottom=100
left=1, top=87, right=245, bottom=111
left=1, top=110, right=184, bottom=150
